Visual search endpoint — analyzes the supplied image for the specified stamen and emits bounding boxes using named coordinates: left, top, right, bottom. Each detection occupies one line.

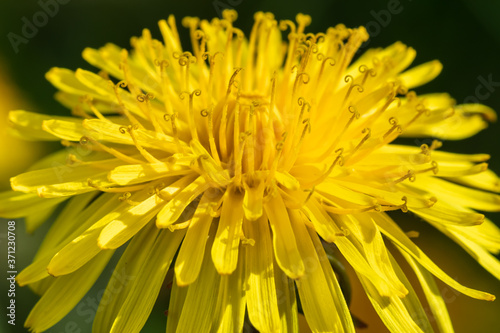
left=261, top=72, right=277, bottom=170
left=420, top=143, right=431, bottom=156
left=82, top=96, right=108, bottom=122
left=182, top=17, right=201, bottom=58
left=430, top=140, right=442, bottom=150
left=394, top=170, right=416, bottom=184
left=235, top=131, right=251, bottom=186
left=111, top=80, right=143, bottom=128
left=292, top=72, right=310, bottom=99
left=80, top=136, right=144, bottom=164
left=200, top=107, right=221, bottom=165
left=404, top=102, right=430, bottom=129
left=232, top=28, right=245, bottom=68
left=163, top=111, right=184, bottom=154
left=420, top=160, right=439, bottom=175
left=71, top=105, right=92, bottom=119
left=343, top=75, right=364, bottom=105
left=320, top=195, right=381, bottom=214
left=265, top=132, right=287, bottom=188
left=345, top=128, right=371, bottom=160
left=358, top=65, right=377, bottom=87
left=173, top=51, right=196, bottom=90
left=87, top=179, right=146, bottom=193
left=120, top=125, right=161, bottom=164
left=383, top=117, right=403, bottom=139
left=119, top=192, right=141, bottom=206
left=136, top=92, right=164, bottom=134
left=316, top=54, right=335, bottom=88
left=119, top=50, right=142, bottom=98
left=310, top=148, right=344, bottom=186
left=296, top=97, right=311, bottom=128
left=318, top=105, right=360, bottom=161
left=377, top=196, right=408, bottom=213
left=219, top=68, right=243, bottom=160
left=154, top=182, right=168, bottom=202
left=180, top=89, right=202, bottom=141
left=245, top=103, right=256, bottom=174
left=233, top=101, right=242, bottom=181
left=66, top=154, right=83, bottom=166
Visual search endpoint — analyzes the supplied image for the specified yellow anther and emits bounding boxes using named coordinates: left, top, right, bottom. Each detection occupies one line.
left=137, top=92, right=155, bottom=102
left=384, top=117, right=403, bottom=139
left=394, top=170, right=416, bottom=184
left=119, top=192, right=140, bottom=206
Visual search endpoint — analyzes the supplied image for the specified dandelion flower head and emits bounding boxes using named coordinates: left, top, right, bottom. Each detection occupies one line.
left=2, top=9, right=500, bottom=333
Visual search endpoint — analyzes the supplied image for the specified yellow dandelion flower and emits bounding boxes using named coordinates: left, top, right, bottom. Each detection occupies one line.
left=2, top=9, right=500, bottom=333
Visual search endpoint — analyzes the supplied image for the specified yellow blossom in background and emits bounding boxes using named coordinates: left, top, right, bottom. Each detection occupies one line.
left=1, top=9, right=500, bottom=333
left=0, top=58, right=46, bottom=191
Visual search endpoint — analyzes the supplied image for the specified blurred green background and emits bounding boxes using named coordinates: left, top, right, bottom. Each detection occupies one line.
left=0, top=0, right=499, bottom=332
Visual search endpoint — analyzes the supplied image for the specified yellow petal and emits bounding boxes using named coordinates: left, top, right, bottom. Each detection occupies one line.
left=244, top=215, right=281, bottom=332
left=10, top=159, right=121, bottom=197
left=243, top=178, right=266, bottom=221
left=174, top=224, right=221, bottom=333
left=349, top=213, right=408, bottom=298
left=411, top=176, right=500, bottom=212
left=156, top=176, right=209, bottom=228
left=412, top=201, right=484, bottom=227
left=358, top=275, right=425, bottom=333
left=213, top=249, right=246, bottom=333
left=83, top=118, right=187, bottom=152
left=190, top=140, right=231, bottom=186
left=24, top=204, right=59, bottom=234
left=289, top=209, right=344, bottom=332
left=93, top=222, right=159, bottom=333
left=8, top=110, right=77, bottom=141
left=447, top=217, right=500, bottom=254
left=82, top=45, right=123, bottom=80
left=16, top=193, right=119, bottom=284
left=330, top=213, right=408, bottom=297
left=302, top=198, right=341, bottom=242
left=402, top=252, right=454, bottom=333
left=25, top=250, right=114, bottom=332
left=47, top=195, right=125, bottom=276
left=401, top=104, right=495, bottom=140
left=54, top=91, right=117, bottom=113
left=275, top=171, right=300, bottom=191
left=108, top=162, right=191, bottom=185
left=398, top=60, right=442, bottom=89
left=273, top=258, right=299, bottom=333
left=309, top=229, right=355, bottom=332
left=165, top=276, right=188, bottom=333
left=110, top=229, right=185, bottom=333
left=98, top=176, right=194, bottom=249
left=0, top=191, right=66, bottom=219
left=46, top=67, right=105, bottom=98
left=447, top=169, right=500, bottom=193
left=373, top=212, right=495, bottom=301
left=435, top=223, right=500, bottom=281
left=387, top=251, right=434, bottom=332
left=175, top=191, right=220, bottom=286
left=211, top=186, right=244, bottom=274
left=264, top=191, right=305, bottom=279
left=42, top=119, right=86, bottom=141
